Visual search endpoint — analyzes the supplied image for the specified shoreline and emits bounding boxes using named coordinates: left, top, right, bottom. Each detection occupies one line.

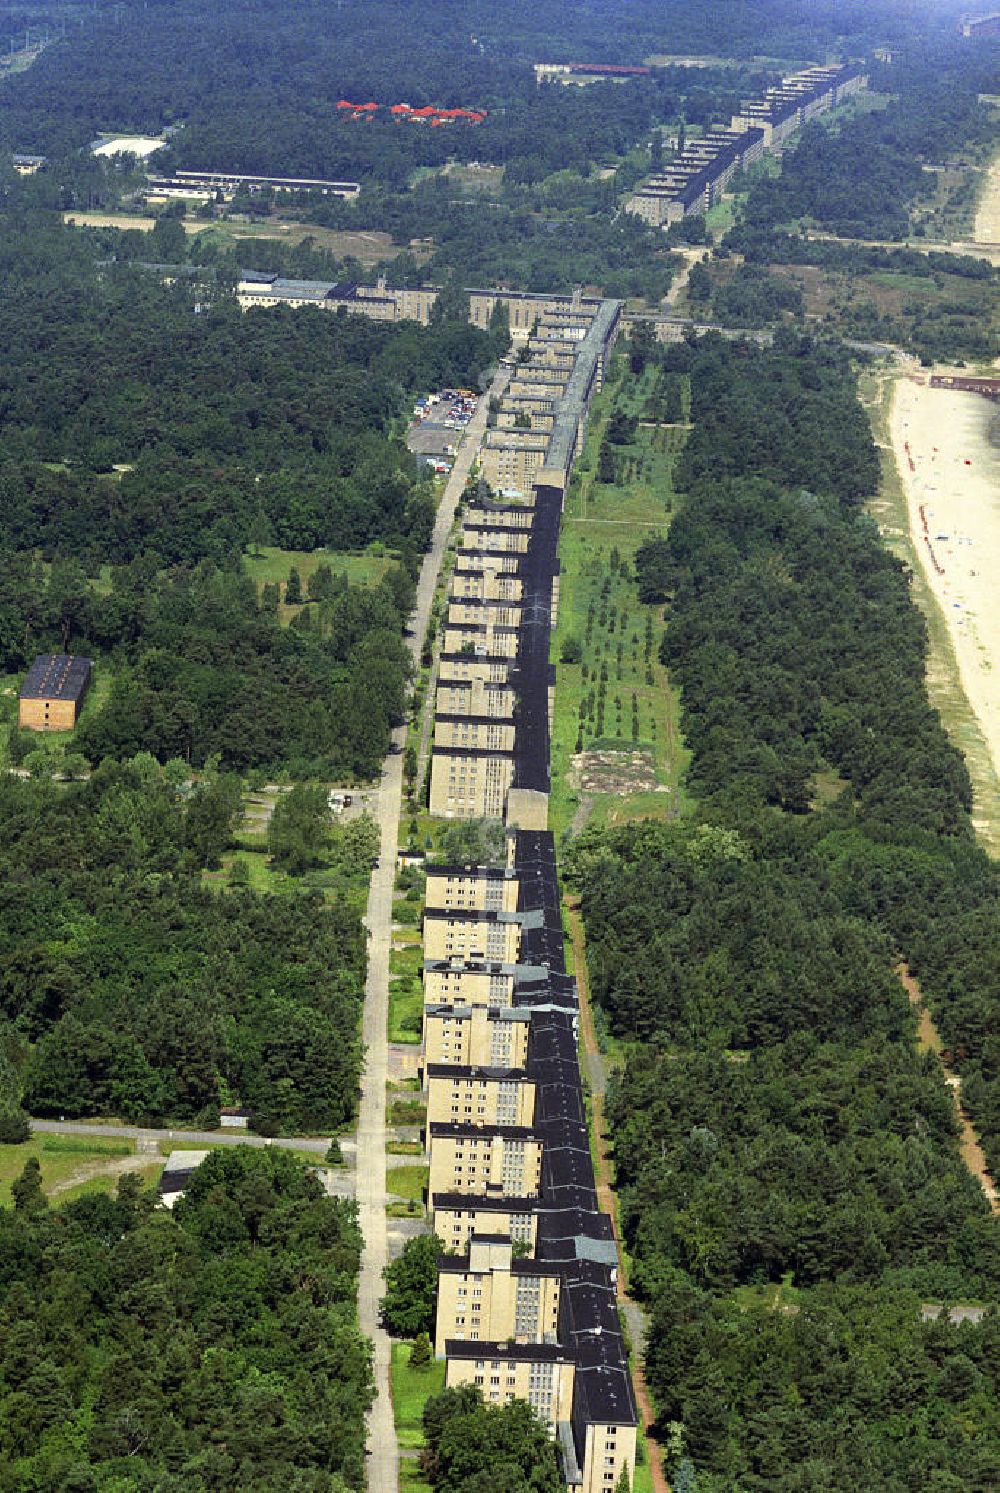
left=973, top=148, right=1000, bottom=246
left=889, top=377, right=1000, bottom=793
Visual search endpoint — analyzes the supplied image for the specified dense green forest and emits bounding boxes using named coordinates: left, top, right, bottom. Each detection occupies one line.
left=732, top=53, right=998, bottom=243
left=0, top=0, right=947, bottom=172
left=0, top=209, right=500, bottom=565
left=0, top=1148, right=372, bottom=1490
left=3, top=2, right=987, bottom=299
left=715, top=232, right=999, bottom=362
left=0, top=759, right=368, bottom=1129
left=420, top=1386, right=564, bottom=1492
left=0, top=553, right=415, bottom=776
left=569, top=333, right=1000, bottom=1490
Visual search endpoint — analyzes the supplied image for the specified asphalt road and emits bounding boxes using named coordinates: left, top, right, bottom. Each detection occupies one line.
left=30, top=1118, right=353, bottom=1156
left=354, top=361, right=510, bottom=1493
left=28, top=1119, right=357, bottom=1198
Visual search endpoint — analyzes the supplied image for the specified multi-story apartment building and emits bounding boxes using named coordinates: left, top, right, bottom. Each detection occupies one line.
left=424, top=866, right=520, bottom=914
left=435, top=1236, right=561, bottom=1354
left=628, top=62, right=866, bottom=226
left=481, top=430, right=552, bottom=494
left=427, top=750, right=516, bottom=817
left=445, top=1342, right=577, bottom=1428
left=417, top=301, right=637, bottom=1492
left=427, top=1122, right=545, bottom=1199
left=431, top=1191, right=539, bottom=1253
left=450, top=564, right=525, bottom=602
left=426, top=1064, right=537, bottom=1129
left=461, top=523, right=533, bottom=554
left=423, top=909, right=522, bottom=965
left=422, top=960, right=516, bottom=1011
left=497, top=402, right=558, bottom=435
left=435, top=678, right=516, bottom=719
left=423, top=1001, right=531, bottom=1067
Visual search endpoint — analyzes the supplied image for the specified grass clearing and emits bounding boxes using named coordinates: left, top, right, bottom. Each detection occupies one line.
left=54, top=1161, right=164, bottom=1207
left=549, top=358, right=690, bottom=840
left=63, top=212, right=430, bottom=268
left=242, top=544, right=393, bottom=621
left=386, top=1164, right=428, bottom=1203
left=392, top=1340, right=446, bottom=1454
left=0, top=1134, right=144, bottom=1207
left=389, top=970, right=425, bottom=1044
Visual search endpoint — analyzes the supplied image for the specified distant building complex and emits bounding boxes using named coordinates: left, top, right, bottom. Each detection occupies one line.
left=337, top=99, right=487, bottom=125
left=960, top=12, right=1000, bottom=37
left=19, top=654, right=92, bottom=731
left=627, top=61, right=868, bottom=226
left=534, top=61, right=651, bottom=86
left=12, top=152, right=46, bottom=174
left=236, top=273, right=434, bottom=320
left=147, top=169, right=360, bottom=202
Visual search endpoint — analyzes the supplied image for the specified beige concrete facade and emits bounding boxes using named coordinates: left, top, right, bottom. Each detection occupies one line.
left=433, top=717, right=518, bottom=753
left=525, top=341, right=577, bottom=370
left=497, top=404, right=557, bottom=435
left=436, top=679, right=515, bottom=718
left=454, top=549, right=524, bottom=573
left=451, top=568, right=524, bottom=601
left=422, top=963, right=516, bottom=1010
left=435, top=1238, right=560, bottom=1355
left=441, top=623, right=520, bottom=658
left=428, top=750, right=516, bottom=818
left=423, top=1003, right=530, bottom=1068
left=433, top=1199, right=538, bottom=1254
left=438, top=655, right=511, bottom=685
left=18, top=696, right=78, bottom=731
left=445, top=1350, right=575, bottom=1430
left=505, top=787, right=551, bottom=831
left=427, top=1126, right=544, bottom=1199
left=461, top=526, right=532, bottom=553
left=425, top=868, right=520, bottom=915
left=508, top=369, right=570, bottom=396
left=579, top=1422, right=638, bottom=1493
left=481, top=434, right=550, bottom=494
left=426, top=1069, right=536, bottom=1130
left=447, top=599, right=523, bottom=629
left=237, top=277, right=437, bottom=322
left=463, top=504, right=535, bottom=528
left=423, top=912, right=522, bottom=966
left=502, top=385, right=562, bottom=415
left=468, top=289, right=602, bottom=339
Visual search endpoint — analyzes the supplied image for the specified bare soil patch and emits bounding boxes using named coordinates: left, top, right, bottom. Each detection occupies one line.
left=64, top=211, right=156, bottom=231
left=48, top=1154, right=161, bottom=1198
left=569, top=748, right=666, bottom=796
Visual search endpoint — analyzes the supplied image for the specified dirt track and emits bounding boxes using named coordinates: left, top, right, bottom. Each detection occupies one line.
left=899, top=963, right=999, bottom=1214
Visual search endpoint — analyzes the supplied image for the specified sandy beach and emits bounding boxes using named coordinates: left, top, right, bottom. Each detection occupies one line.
left=974, top=150, right=1000, bottom=245
left=890, top=378, right=1000, bottom=783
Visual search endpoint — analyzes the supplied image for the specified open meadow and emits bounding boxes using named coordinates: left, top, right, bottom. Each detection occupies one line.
left=549, top=360, right=690, bottom=841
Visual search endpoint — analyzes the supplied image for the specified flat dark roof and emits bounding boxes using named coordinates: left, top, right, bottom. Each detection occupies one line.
left=432, top=1191, right=538, bottom=1211
left=446, top=1339, right=570, bottom=1362
left=20, top=654, right=92, bottom=703
left=430, top=1121, right=540, bottom=1140
left=426, top=1063, right=530, bottom=1082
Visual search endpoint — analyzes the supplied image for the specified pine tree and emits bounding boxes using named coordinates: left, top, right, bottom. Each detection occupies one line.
left=284, top=567, right=303, bottom=605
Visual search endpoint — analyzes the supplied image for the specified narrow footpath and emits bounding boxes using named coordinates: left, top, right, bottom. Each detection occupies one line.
left=355, top=361, right=510, bottom=1493
left=565, top=898, right=670, bottom=1493
left=898, top=964, right=999, bottom=1214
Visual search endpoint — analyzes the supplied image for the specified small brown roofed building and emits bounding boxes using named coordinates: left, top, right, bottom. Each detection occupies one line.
left=19, top=654, right=93, bottom=731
